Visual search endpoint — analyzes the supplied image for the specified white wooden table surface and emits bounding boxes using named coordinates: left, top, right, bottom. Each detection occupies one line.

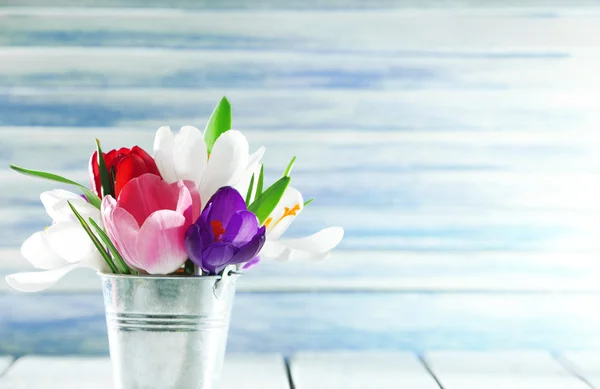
left=0, top=352, right=596, bottom=388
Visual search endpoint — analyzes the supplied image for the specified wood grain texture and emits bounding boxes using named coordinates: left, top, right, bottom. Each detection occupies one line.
left=0, top=355, right=289, bottom=388
left=0, top=357, right=12, bottom=377
left=1, top=88, right=599, bottom=130
left=221, top=354, right=290, bottom=389
left=2, top=47, right=600, bottom=89
left=558, top=352, right=600, bottom=388
left=5, top=249, right=600, bottom=293
left=2, top=4, right=600, bottom=354
left=0, top=352, right=598, bottom=388
left=2, top=1, right=600, bottom=8
left=291, top=352, right=440, bottom=389
left=1, top=9, right=600, bottom=50
left=0, top=357, right=113, bottom=389
left=424, top=351, right=591, bottom=389
left=4, top=292, right=600, bottom=354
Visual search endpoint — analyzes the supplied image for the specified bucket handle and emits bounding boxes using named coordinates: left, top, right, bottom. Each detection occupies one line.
left=213, top=265, right=242, bottom=299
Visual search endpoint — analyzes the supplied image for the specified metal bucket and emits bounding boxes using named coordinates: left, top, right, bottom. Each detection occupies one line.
left=100, top=272, right=239, bottom=389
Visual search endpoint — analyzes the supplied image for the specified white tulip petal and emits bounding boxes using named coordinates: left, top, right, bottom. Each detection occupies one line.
left=233, top=147, right=265, bottom=203
left=199, top=130, right=249, bottom=204
left=45, top=221, right=101, bottom=266
left=5, top=263, right=81, bottom=292
left=172, top=126, right=207, bottom=187
left=20, top=231, right=68, bottom=270
left=40, top=189, right=89, bottom=222
left=266, top=186, right=304, bottom=240
left=153, top=126, right=178, bottom=183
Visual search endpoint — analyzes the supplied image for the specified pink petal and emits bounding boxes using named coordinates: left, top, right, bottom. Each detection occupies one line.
left=135, top=210, right=187, bottom=275
left=102, top=195, right=142, bottom=270
left=176, top=180, right=201, bottom=227
left=117, top=173, right=179, bottom=226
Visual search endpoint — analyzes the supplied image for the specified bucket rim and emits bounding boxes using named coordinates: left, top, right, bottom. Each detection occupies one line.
left=97, top=271, right=243, bottom=281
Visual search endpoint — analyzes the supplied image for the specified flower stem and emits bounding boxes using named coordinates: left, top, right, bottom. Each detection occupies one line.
left=184, top=260, right=195, bottom=276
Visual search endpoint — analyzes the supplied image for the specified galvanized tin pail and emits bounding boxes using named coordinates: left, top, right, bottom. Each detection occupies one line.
left=100, top=272, right=239, bottom=389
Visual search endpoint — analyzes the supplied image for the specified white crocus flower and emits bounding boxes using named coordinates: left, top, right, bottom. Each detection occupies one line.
left=260, top=186, right=344, bottom=261
left=6, top=189, right=108, bottom=292
left=232, top=149, right=265, bottom=205
left=153, top=126, right=264, bottom=207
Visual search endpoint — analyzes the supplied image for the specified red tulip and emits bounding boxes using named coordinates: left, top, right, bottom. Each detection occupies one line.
left=89, top=146, right=161, bottom=198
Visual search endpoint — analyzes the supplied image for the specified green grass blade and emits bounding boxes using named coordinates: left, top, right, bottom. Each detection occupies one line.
left=79, top=188, right=102, bottom=209
left=10, top=164, right=102, bottom=209
left=88, top=217, right=130, bottom=275
left=245, top=173, right=255, bottom=206
left=10, top=164, right=81, bottom=186
left=95, top=139, right=114, bottom=198
left=283, top=156, right=296, bottom=177
left=204, top=97, right=231, bottom=154
left=304, top=198, right=314, bottom=206
left=248, top=176, right=291, bottom=224
left=256, top=164, right=265, bottom=197
left=67, top=201, right=118, bottom=274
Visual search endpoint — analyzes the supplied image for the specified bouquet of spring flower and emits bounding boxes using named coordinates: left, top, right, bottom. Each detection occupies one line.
left=6, top=98, right=344, bottom=292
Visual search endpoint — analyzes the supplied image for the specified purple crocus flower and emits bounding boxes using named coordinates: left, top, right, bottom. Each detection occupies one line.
left=184, top=186, right=266, bottom=275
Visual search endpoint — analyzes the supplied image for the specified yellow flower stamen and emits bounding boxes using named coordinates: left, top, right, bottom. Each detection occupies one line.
left=266, top=203, right=301, bottom=230
left=264, top=217, right=273, bottom=228
left=282, top=204, right=301, bottom=219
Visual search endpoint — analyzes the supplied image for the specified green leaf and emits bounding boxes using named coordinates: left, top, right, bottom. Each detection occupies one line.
left=283, top=156, right=296, bottom=177
left=204, top=97, right=231, bottom=154
left=256, top=164, right=265, bottom=197
left=10, top=164, right=102, bottom=209
left=245, top=173, right=255, bottom=206
left=88, top=217, right=130, bottom=275
left=80, top=188, right=101, bottom=209
left=67, top=201, right=118, bottom=274
left=248, top=176, right=291, bottom=224
left=304, top=198, right=314, bottom=207
left=95, top=139, right=114, bottom=198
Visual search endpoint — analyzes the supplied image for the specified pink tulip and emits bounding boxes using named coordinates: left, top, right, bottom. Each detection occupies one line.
left=101, top=173, right=201, bottom=274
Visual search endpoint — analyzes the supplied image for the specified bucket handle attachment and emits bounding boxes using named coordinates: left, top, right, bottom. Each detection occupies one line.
left=213, top=265, right=242, bottom=299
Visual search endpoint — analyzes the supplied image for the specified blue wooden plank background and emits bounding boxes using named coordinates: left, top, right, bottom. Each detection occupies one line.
left=2, top=3, right=600, bottom=354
